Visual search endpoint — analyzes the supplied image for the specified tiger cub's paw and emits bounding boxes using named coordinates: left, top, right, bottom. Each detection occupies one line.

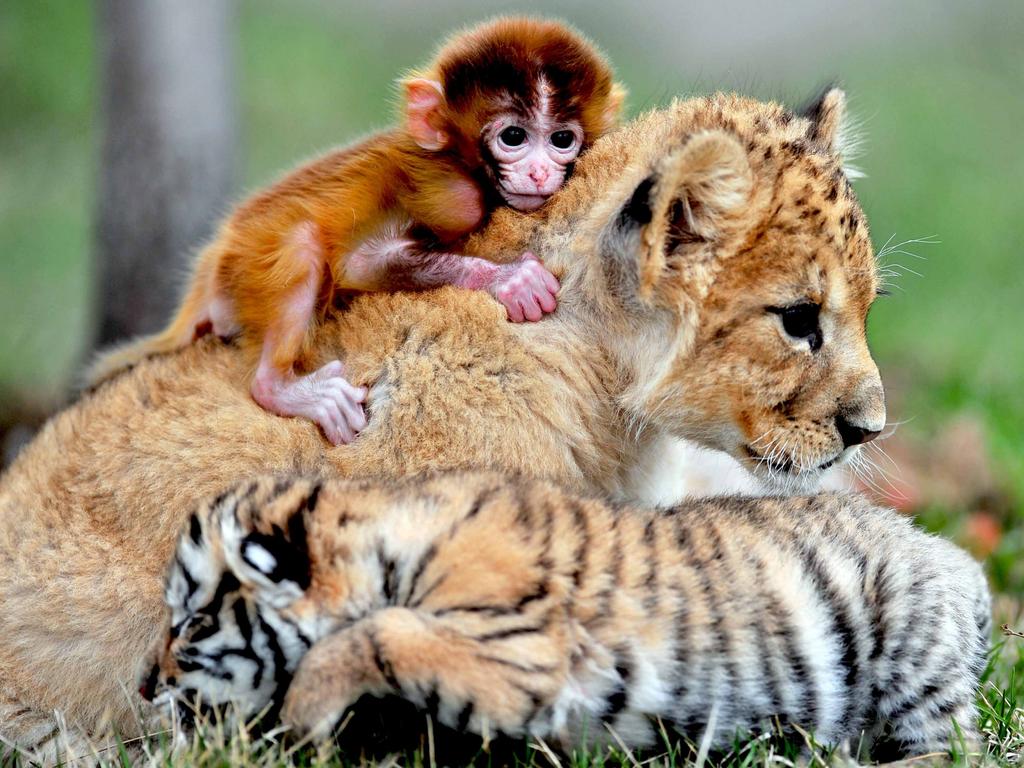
left=282, top=688, right=346, bottom=740
left=280, top=631, right=368, bottom=739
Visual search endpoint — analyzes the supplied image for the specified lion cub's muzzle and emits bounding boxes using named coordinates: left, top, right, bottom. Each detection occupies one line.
left=835, top=380, right=886, bottom=449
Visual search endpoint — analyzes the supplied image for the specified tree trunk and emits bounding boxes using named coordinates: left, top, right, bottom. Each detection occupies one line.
left=94, top=0, right=236, bottom=344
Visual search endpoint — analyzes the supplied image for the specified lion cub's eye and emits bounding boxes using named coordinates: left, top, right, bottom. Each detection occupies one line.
left=771, top=303, right=822, bottom=351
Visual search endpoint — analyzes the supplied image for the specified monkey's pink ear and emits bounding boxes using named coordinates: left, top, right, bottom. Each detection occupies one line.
left=403, top=78, right=448, bottom=151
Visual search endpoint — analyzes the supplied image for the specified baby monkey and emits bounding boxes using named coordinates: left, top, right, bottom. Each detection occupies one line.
left=89, top=17, right=625, bottom=445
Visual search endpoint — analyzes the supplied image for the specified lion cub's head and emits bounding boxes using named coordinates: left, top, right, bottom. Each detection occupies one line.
left=575, top=89, right=885, bottom=490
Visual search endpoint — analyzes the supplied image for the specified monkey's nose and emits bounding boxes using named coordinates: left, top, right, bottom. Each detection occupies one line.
left=529, top=165, right=549, bottom=184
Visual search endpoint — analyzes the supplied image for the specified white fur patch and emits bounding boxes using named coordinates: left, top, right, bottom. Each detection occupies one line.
left=834, top=112, right=866, bottom=180
left=243, top=542, right=277, bottom=575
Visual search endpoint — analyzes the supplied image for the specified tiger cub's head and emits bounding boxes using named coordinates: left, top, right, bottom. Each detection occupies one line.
left=139, top=477, right=322, bottom=723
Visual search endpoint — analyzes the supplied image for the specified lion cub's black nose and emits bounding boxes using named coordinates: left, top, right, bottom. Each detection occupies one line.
left=836, top=414, right=881, bottom=448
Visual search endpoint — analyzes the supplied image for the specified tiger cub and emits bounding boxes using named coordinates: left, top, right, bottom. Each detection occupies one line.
left=142, top=472, right=990, bottom=759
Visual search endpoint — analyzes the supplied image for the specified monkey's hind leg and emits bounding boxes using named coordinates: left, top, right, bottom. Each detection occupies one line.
left=248, top=223, right=367, bottom=446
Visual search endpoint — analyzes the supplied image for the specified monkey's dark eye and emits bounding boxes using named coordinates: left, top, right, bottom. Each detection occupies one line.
left=550, top=130, right=575, bottom=149
left=499, top=126, right=527, bottom=147
left=770, top=303, right=822, bottom=351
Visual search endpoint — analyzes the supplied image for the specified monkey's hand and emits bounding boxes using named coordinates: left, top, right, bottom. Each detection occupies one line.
left=488, top=252, right=560, bottom=322
left=251, top=360, right=368, bottom=446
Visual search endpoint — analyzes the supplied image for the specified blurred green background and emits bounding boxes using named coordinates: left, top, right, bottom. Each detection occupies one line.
left=1, top=1, right=1022, bottom=586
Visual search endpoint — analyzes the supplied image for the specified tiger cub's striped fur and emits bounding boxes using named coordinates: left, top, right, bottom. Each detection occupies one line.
left=144, top=473, right=990, bottom=758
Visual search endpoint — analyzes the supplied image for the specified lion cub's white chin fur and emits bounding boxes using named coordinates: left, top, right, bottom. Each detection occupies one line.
left=626, top=435, right=852, bottom=507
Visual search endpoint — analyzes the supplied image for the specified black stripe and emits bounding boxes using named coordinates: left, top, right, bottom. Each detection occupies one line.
left=465, top=488, right=495, bottom=520
left=175, top=555, right=199, bottom=601
left=748, top=547, right=812, bottom=724
left=514, top=483, right=535, bottom=529
left=377, top=544, right=399, bottom=604
left=700, top=523, right=738, bottom=722
left=369, top=629, right=401, bottom=691
left=611, top=514, right=625, bottom=589
left=188, top=513, right=203, bottom=545
left=302, top=481, right=323, bottom=513
left=669, top=519, right=697, bottom=702
left=409, top=571, right=448, bottom=608
left=884, top=681, right=943, bottom=722
left=139, top=663, right=160, bottom=701
left=515, top=582, right=548, bottom=609
left=868, top=558, right=891, bottom=661
left=474, top=621, right=547, bottom=643
left=510, top=682, right=547, bottom=726
left=456, top=701, right=474, bottom=730
left=266, top=481, right=294, bottom=512
left=178, top=657, right=228, bottom=679
left=285, top=485, right=315, bottom=589
left=602, top=686, right=628, bottom=723
left=743, top=554, right=783, bottom=717
left=642, top=516, right=659, bottom=612
left=188, top=619, right=220, bottom=644
left=199, top=571, right=242, bottom=618
left=257, top=612, right=290, bottom=691
left=603, top=646, right=633, bottom=723
left=424, top=688, right=441, bottom=718
left=794, top=539, right=863, bottom=726
left=284, top=616, right=314, bottom=650
left=596, top=515, right=623, bottom=615
left=434, top=604, right=516, bottom=617
left=477, top=654, right=557, bottom=674
left=570, top=499, right=590, bottom=590
left=538, top=497, right=556, bottom=566
left=405, top=543, right=438, bottom=606
left=233, top=595, right=255, bottom=647
left=242, top=524, right=311, bottom=590
left=230, top=598, right=266, bottom=688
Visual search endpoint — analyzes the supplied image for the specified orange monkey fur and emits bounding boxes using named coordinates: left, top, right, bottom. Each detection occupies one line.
left=87, top=17, right=625, bottom=389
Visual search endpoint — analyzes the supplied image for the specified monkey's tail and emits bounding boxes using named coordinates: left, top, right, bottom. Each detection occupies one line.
left=82, top=271, right=216, bottom=389
left=83, top=330, right=184, bottom=389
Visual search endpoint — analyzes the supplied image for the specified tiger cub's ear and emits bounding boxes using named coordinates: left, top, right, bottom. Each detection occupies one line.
left=216, top=479, right=318, bottom=609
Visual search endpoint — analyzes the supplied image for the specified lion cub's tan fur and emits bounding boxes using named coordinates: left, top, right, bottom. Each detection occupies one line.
left=0, top=91, right=884, bottom=755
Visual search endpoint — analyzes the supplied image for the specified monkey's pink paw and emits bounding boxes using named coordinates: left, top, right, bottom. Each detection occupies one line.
left=489, top=252, right=560, bottom=322
left=251, top=360, right=368, bottom=446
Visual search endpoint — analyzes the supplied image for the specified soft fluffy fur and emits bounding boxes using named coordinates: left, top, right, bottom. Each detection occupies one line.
left=147, top=472, right=990, bottom=759
left=1, top=91, right=885, bottom=754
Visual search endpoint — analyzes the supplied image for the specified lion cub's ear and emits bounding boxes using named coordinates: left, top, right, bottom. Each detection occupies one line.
left=801, top=86, right=846, bottom=152
left=800, top=86, right=863, bottom=179
left=612, top=130, right=753, bottom=302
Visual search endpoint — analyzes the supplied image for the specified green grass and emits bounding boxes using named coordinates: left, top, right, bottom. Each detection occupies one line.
left=3, top=656, right=1024, bottom=768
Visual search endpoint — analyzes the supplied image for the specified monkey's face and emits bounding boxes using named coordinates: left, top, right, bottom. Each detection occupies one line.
left=481, top=113, right=583, bottom=212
